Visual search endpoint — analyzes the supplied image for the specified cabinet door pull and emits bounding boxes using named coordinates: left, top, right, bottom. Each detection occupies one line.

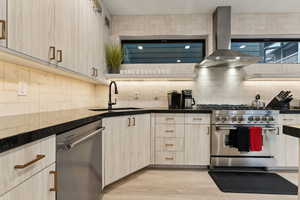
left=166, top=118, right=174, bottom=121
left=165, top=157, right=174, bottom=160
left=165, top=130, right=174, bottom=133
left=49, top=46, right=56, bottom=60
left=14, top=154, right=45, bottom=169
left=207, top=126, right=210, bottom=135
left=132, top=117, right=136, bottom=126
left=91, top=67, right=95, bottom=77
left=49, top=171, right=57, bottom=192
left=193, top=118, right=202, bottom=121
left=165, top=144, right=174, bottom=147
left=57, top=50, right=63, bottom=63
left=128, top=118, right=131, bottom=127
left=0, top=20, right=6, bottom=40
left=95, top=68, right=98, bottom=77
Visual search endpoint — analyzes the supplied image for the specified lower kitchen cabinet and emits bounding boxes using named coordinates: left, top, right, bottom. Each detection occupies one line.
left=0, top=163, right=56, bottom=200
left=103, top=114, right=151, bottom=187
left=184, top=124, right=210, bottom=165
left=286, top=135, right=299, bottom=167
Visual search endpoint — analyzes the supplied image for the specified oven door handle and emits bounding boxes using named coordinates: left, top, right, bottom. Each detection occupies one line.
left=215, top=126, right=237, bottom=130
left=215, top=126, right=279, bottom=135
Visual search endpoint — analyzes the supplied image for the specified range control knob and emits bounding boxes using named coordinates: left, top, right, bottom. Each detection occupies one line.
left=231, top=116, right=237, bottom=122
left=267, top=116, right=274, bottom=121
left=248, top=116, right=254, bottom=121
left=261, top=116, right=267, bottom=121
left=215, top=116, right=221, bottom=121
left=255, top=116, right=261, bottom=121
left=237, top=116, right=244, bottom=122
left=221, top=116, right=228, bottom=122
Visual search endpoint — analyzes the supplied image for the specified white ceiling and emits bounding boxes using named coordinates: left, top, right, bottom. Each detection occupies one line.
left=103, top=0, right=300, bottom=15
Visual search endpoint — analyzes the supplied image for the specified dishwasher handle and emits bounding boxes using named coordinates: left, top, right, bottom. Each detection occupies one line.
left=64, top=127, right=105, bottom=150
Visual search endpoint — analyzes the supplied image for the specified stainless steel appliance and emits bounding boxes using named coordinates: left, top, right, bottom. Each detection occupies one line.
left=210, top=108, right=280, bottom=168
left=198, top=6, right=260, bottom=68
left=56, top=120, right=105, bottom=200
left=181, top=90, right=195, bottom=109
left=168, top=90, right=181, bottom=109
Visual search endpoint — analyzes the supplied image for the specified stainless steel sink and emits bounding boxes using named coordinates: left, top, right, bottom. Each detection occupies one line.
left=89, top=107, right=141, bottom=112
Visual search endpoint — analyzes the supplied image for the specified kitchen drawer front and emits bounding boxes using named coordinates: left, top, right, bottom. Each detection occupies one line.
left=185, top=114, right=210, bottom=124
left=155, top=138, right=184, bottom=152
left=155, top=114, right=184, bottom=124
left=155, top=152, right=185, bottom=165
left=155, top=124, right=184, bottom=138
left=0, top=135, right=56, bottom=195
left=280, top=114, right=300, bottom=125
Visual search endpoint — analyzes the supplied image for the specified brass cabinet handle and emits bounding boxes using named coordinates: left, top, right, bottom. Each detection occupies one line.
left=14, top=154, right=46, bottom=169
left=193, top=118, right=202, bottom=121
left=0, top=20, right=6, bottom=40
left=165, top=130, right=174, bottom=133
left=57, top=50, right=63, bottom=63
left=166, top=118, right=174, bottom=121
left=165, top=144, right=174, bottom=147
left=132, top=117, right=136, bottom=126
left=49, top=171, right=57, bottom=192
left=128, top=118, right=131, bottom=127
left=49, top=46, right=56, bottom=60
left=165, top=157, right=174, bottom=160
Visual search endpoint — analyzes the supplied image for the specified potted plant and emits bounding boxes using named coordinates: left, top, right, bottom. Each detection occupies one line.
left=105, top=44, right=124, bottom=74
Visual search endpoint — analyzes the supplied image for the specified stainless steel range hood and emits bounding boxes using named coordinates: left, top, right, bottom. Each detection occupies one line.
left=199, top=6, right=260, bottom=68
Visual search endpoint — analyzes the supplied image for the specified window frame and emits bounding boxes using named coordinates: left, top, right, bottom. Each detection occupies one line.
left=121, top=39, right=206, bottom=64
left=231, top=38, right=300, bottom=64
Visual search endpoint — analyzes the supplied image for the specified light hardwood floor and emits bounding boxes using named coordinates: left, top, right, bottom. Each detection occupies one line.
left=101, top=169, right=298, bottom=200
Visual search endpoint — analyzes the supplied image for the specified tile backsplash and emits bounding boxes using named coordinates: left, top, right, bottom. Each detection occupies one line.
left=0, top=60, right=107, bottom=117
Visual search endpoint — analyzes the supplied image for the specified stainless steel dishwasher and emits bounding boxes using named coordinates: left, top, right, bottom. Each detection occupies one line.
left=56, top=120, right=105, bottom=200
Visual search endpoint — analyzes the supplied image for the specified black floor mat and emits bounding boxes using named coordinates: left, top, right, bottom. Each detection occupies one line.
left=208, top=171, right=298, bottom=195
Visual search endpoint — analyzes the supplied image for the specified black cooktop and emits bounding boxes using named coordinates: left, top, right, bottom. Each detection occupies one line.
left=197, top=104, right=262, bottom=110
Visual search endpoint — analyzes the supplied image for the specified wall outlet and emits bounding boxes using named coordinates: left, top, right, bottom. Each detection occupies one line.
left=18, top=82, right=28, bottom=96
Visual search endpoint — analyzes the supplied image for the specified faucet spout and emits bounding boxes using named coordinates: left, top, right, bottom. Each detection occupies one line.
left=108, top=81, right=118, bottom=110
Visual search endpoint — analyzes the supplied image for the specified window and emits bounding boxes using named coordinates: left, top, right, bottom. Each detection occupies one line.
left=122, top=40, right=206, bottom=64
left=231, top=39, right=300, bottom=64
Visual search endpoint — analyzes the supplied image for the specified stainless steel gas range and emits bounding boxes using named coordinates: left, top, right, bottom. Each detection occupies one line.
left=210, top=108, right=280, bottom=169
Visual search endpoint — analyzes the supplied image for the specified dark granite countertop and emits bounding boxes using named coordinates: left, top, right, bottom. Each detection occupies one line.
left=283, top=125, right=300, bottom=138
left=280, top=109, right=300, bottom=114
left=0, top=107, right=211, bottom=153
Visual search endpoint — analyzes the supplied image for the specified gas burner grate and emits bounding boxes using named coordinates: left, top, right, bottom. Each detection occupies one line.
left=197, top=104, right=261, bottom=110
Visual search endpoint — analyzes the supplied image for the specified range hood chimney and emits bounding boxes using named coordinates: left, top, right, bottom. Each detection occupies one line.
left=199, top=6, right=260, bottom=68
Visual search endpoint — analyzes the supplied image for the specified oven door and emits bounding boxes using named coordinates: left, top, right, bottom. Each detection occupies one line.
left=211, top=125, right=279, bottom=167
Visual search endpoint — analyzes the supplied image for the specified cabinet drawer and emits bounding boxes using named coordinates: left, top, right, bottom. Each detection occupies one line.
left=155, top=138, right=184, bottom=152
left=185, top=114, right=210, bottom=124
left=155, top=152, right=185, bottom=165
left=155, top=114, right=184, bottom=124
left=0, top=135, right=55, bottom=195
left=280, top=114, right=300, bottom=125
left=155, top=124, right=184, bottom=138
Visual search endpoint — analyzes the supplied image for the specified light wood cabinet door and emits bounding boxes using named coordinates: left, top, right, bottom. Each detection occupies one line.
left=7, top=0, right=55, bottom=61
left=0, top=164, right=56, bottom=200
left=184, top=124, right=210, bottom=165
left=132, top=114, right=151, bottom=171
left=286, top=135, right=299, bottom=167
left=0, top=0, right=6, bottom=47
left=54, top=0, right=77, bottom=71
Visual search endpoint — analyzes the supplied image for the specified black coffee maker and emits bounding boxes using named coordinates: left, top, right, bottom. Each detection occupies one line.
left=168, top=91, right=181, bottom=109
left=181, top=90, right=195, bottom=109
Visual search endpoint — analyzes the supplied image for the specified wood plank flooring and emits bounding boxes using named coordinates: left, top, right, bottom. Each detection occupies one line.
left=101, top=169, right=298, bottom=200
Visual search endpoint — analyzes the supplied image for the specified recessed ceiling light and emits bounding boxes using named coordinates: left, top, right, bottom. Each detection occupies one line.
left=240, top=45, right=247, bottom=49
left=185, top=45, right=191, bottom=49
left=137, top=46, right=143, bottom=50
left=177, top=59, right=182, bottom=63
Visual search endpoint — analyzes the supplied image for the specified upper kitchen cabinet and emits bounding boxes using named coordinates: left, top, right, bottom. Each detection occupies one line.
left=5, top=0, right=106, bottom=81
left=0, top=0, right=6, bottom=47
left=8, top=0, right=55, bottom=62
